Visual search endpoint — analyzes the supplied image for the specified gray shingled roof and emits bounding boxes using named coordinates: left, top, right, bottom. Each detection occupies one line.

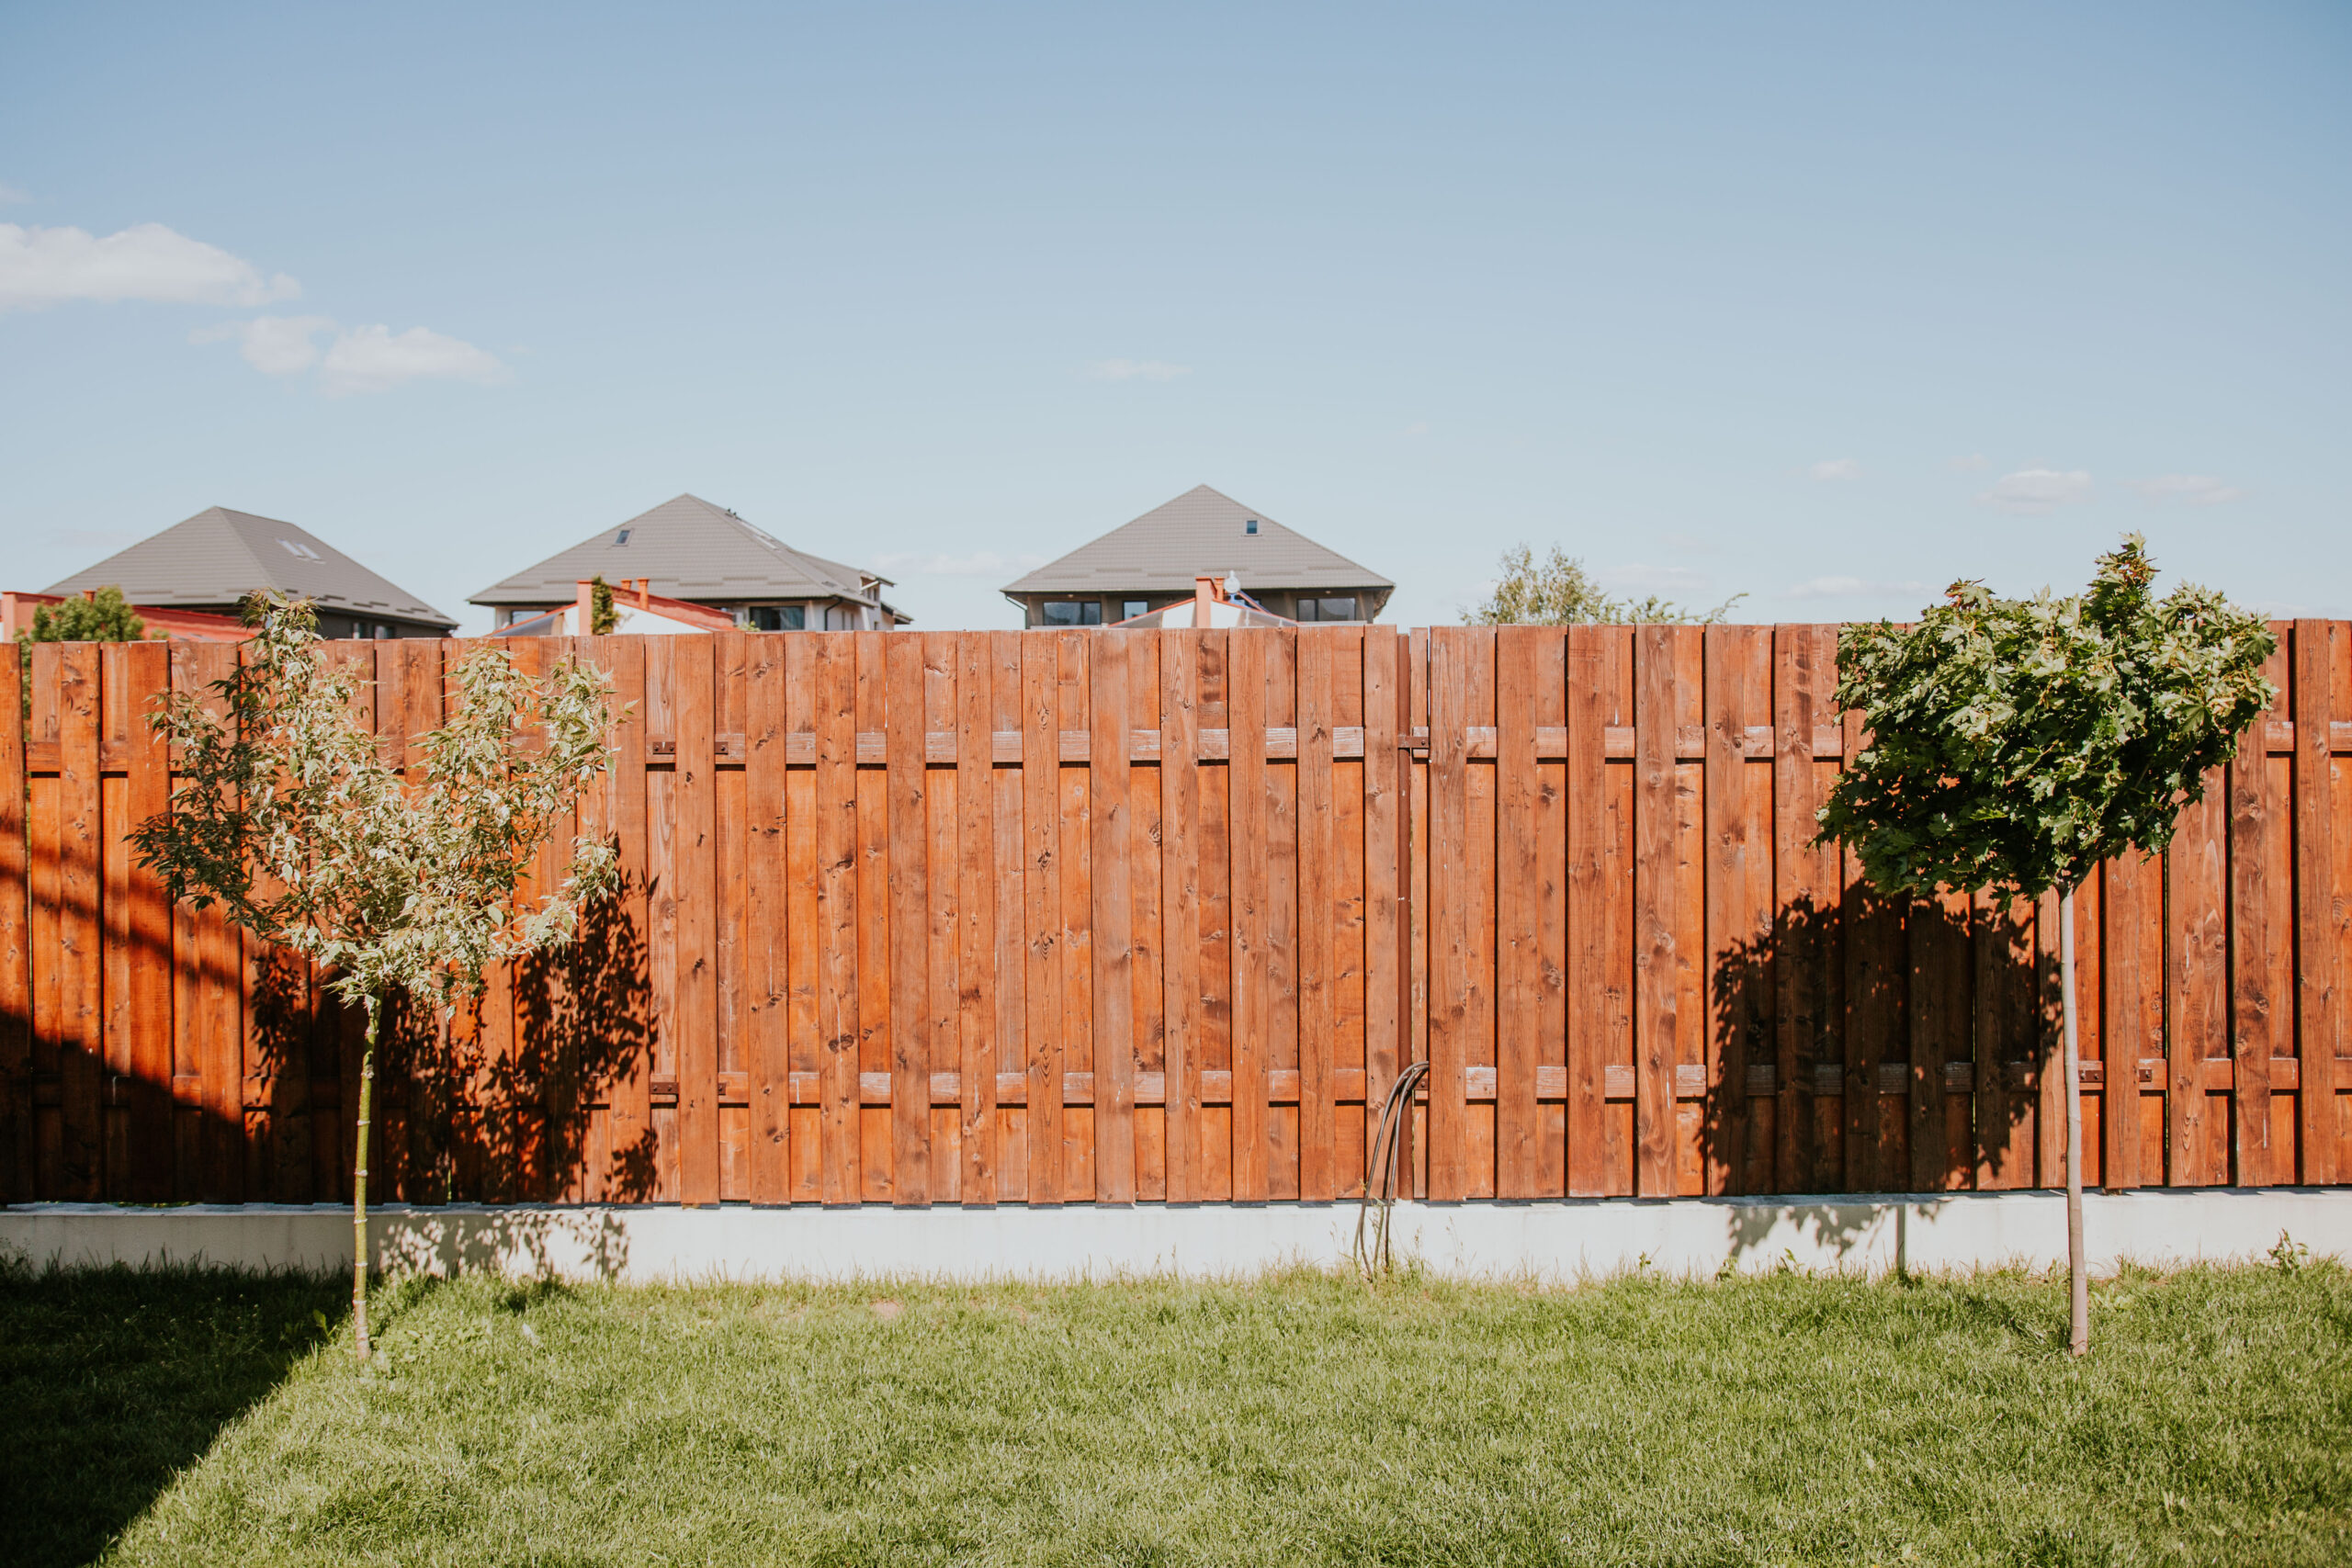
left=469, top=493, right=904, bottom=618
left=43, top=507, right=456, bottom=627
left=1001, top=485, right=1394, bottom=597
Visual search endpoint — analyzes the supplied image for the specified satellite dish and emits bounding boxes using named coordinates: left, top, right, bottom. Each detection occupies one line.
left=1224, top=572, right=1240, bottom=596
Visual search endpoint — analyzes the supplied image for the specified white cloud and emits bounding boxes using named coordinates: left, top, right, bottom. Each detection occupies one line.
left=1946, top=453, right=1990, bottom=472
left=194, top=316, right=507, bottom=394
left=872, top=549, right=1048, bottom=578
left=1784, top=575, right=1930, bottom=602
left=0, top=221, right=298, bottom=311
left=319, top=323, right=507, bottom=395
left=1810, top=457, right=1862, bottom=481
left=2128, top=474, right=2245, bottom=506
left=0, top=184, right=28, bottom=205
left=1976, top=468, right=2094, bottom=514
left=1084, top=358, right=1189, bottom=382
left=191, top=314, right=335, bottom=375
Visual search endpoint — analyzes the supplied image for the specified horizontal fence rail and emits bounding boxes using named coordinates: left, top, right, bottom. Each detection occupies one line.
left=2, top=622, right=2346, bottom=1208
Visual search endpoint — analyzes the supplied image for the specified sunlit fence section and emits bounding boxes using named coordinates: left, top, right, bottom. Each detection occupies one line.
left=2, top=621, right=2345, bottom=1207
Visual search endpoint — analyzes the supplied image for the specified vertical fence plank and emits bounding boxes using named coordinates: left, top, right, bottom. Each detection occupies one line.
left=924, top=635, right=962, bottom=1201
left=1021, top=632, right=1064, bottom=1204
left=671, top=636, right=719, bottom=1205
left=1296, top=630, right=1340, bottom=1202
left=0, top=649, right=27, bottom=1201
left=1424, top=627, right=1471, bottom=1201
left=1771, top=626, right=1828, bottom=1192
left=1840, top=705, right=1891, bottom=1193
left=1090, top=631, right=1137, bottom=1202
left=1704, top=627, right=1752, bottom=1194
left=1160, top=631, right=1201, bottom=1203
left=2101, top=852, right=2160, bottom=1189
left=815, top=634, right=861, bottom=1204
left=988, top=632, right=1027, bottom=1201
left=747, top=633, right=792, bottom=1202
left=1564, top=626, right=1610, bottom=1196
left=1910, top=889, right=1969, bottom=1191
left=2295, top=622, right=2338, bottom=1183
left=955, top=631, right=999, bottom=1205
left=1632, top=626, right=1679, bottom=1196
left=121, top=639, right=173, bottom=1203
left=56, top=644, right=102, bottom=1199
left=1493, top=627, right=1541, bottom=1199
left=2230, top=639, right=2287, bottom=1185
left=855, top=632, right=894, bottom=1201
left=1055, top=634, right=1095, bottom=1197
left=1228, top=629, right=1272, bottom=1202
left=1360, top=629, right=1405, bottom=1197
left=604, top=637, right=652, bottom=1200
left=2169, top=773, right=2228, bottom=1185
left=886, top=633, right=931, bottom=1206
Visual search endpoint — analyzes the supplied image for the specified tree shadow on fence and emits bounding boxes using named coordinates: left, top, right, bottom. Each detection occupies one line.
left=384, top=883, right=659, bottom=1208
left=1704, top=889, right=2052, bottom=1272
left=0, top=1260, right=344, bottom=1568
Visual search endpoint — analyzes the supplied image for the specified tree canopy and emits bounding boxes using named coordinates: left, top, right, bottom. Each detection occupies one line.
left=130, top=595, right=621, bottom=1023
left=1815, top=535, right=2275, bottom=899
left=1467, top=544, right=1744, bottom=626
left=19, top=585, right=147, bottom=644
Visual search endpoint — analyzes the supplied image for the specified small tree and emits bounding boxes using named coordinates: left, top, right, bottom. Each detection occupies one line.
left=22, top=584, right=148, bottom=644
left=17, top=587, right=149, bottom=714
left=1816, top=536, right=2273, bottom=1354
left=130, top=596, right=621, bottom=1357
left=589, top=575, right=619, bottom=636
left=1468, top=543, right=1745, bottom=626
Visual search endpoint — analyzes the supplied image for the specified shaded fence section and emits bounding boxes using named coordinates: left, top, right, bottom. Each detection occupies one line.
left=3, top=623, right=2346, bottom=1207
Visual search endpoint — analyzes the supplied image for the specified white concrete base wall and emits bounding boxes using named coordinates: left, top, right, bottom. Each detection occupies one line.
left=5, top=1190, right=2349, bottom=1284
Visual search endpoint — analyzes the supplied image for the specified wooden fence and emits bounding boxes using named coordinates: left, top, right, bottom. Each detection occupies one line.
left=3, top=622, right=2346, bottom=1208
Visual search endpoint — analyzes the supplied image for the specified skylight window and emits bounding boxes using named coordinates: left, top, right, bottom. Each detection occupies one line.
left=1244, top=519, right=1259, bottom=535
left=277, top=539, right=321, bottom=560
left=616, top=529, right=631, bottom=545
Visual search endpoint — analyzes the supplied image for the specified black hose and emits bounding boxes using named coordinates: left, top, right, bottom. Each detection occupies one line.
left=1353, top=1060, right=1430, bottom=1280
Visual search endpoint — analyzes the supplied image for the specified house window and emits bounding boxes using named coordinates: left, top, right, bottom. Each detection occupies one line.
left=1123, top=601, right=1148, bottom=622
left=1042, top=601, right=1102, bottom=626
left=1296, top=596, right=1358, bottom=623
left=615, top=529, right=631, bottom=545
left=1244, top=519, right=1259, bottom=535
left=373, top=624, right=394, bottom=639
left=751, top=605, right=805, bottom=631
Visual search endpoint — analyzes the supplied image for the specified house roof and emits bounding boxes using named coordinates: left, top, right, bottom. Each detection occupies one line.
left=1001, top=485, right=1394, bottom=599
left=42, top=507, right=457, bottom=628
left=469, top=493, right=906, bottom=619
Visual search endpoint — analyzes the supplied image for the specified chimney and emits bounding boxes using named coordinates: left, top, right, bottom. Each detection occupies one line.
left=576, top=580, right=595, bottom=635
left=1193, top=574, right=1222, bottom=629
left=636, top=578, right=650, bottom=609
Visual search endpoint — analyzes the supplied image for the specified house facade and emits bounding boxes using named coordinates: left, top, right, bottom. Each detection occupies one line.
left=1000, top=485, right=1394, bottom=628
left=470, top=493, right=908, bottom=634
left=38, top=507, right=457, bottom=639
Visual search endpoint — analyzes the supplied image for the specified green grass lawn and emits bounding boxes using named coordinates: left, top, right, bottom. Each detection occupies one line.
left=6, top=1257, right=2349, bottom=1566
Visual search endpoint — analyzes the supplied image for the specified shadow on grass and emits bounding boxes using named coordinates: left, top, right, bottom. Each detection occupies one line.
left=0, top=1260, right=345, bottom=1568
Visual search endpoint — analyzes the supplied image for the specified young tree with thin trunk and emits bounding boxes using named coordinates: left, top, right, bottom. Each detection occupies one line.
left=131, top=597, right=620, bottom=1358
left=1816, top=536, right=2272, bottom=1355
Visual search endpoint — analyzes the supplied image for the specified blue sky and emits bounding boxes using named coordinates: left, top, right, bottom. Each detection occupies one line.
left=4, top=2, right=2346, bottom=634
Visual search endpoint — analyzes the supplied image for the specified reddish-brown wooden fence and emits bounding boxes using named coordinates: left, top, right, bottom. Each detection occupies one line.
left=4, top=623, right=2346, bottom=1207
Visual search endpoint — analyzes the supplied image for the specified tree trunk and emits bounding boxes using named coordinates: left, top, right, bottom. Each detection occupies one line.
left=2061, top=882, right=2088, bottom=1357
left=353, top=998, right=379, bottom=1359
